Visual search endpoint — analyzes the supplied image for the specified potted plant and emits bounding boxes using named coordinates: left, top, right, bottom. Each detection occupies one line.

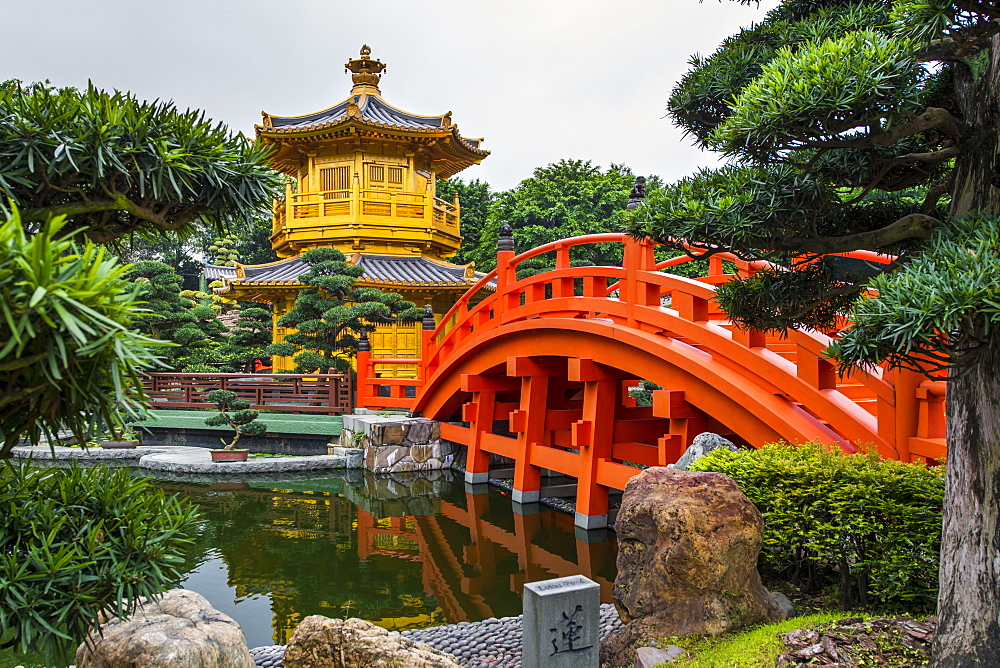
left=203, top=389, right=267, bottom=462
left=99, top=427, right=140, bottom=449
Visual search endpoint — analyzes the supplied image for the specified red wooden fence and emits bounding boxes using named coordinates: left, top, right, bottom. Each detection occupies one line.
left=141, top=372, right=354, bottom=414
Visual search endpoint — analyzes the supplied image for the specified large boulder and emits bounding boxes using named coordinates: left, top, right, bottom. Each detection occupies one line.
left=601, top=467, right=785, bottom=667
left=76, top=588, right=253, bottom=668
left=283, top=616, right=461, bottom=668
left=669, top=432, right=737, bottom=470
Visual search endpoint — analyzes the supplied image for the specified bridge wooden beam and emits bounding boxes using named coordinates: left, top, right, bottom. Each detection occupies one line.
left=567, top=357, right=630, bottom=382
left=673, top=292, right=709, bottom=322
left=796, top=345, right=837, bottom=390
left=461, top=374, right=521, bottom=393
left=611, top=441, right=658, bottom=467
left=612, top=418, right=672, bottom=443
left=731, top=326, right=767, bottom=348
left=506, top=355, right=563, bottom=377
left=651, top=390, right=704, bottom=419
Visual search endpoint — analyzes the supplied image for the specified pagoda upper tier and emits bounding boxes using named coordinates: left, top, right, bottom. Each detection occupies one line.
left=257, top=46, right=489, bottom=259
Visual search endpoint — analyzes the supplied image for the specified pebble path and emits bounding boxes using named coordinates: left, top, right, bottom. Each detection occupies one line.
left=248, top=603, right=624, bottom=667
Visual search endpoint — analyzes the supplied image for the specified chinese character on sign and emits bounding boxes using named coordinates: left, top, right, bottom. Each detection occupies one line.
left=549, top=605, right=593, bottom=656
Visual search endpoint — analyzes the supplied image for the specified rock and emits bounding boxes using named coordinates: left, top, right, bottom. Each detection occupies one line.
left=283, top=616, right=461, bottom=667
left=75, top=588, right=253, bottom=668
left=407, top=420, right=434, bottom=443
left=670, top=432, right=737, bottom=470
left=769, top=590, right=797, bottom=618
left=332, top=446, right=363, bottom=469
left=600, top=468, right=785, bottom=667
left=635, top=645, right=684, bottom=667
left=411, top=444, right=434, bottom=463
left=380, top=424, right=409, bottom=445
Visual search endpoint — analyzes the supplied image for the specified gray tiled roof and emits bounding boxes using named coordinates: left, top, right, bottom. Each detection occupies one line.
left=218, top=254, right=491, bottom=288
left=241, top=258, right=308, bottom=282
left=269, top=95, right=444, bottom=132
left=355, top=255, right=467, bottom=283
left=203, top=264, right=238, bottom=281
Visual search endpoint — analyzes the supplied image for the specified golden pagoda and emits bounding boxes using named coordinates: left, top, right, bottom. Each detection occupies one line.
left=215, top=46, right=490, bottom=372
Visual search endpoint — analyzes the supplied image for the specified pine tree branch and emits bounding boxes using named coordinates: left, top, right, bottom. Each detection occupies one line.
left=764, top=213, right=941, bottom=253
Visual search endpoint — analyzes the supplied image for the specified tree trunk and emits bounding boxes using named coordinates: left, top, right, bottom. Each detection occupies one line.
left=948, top=36, right=1000, bottom=217
left=932, top=341, right=1000, bottom=666
left=926, top=35, right=1000, bottom=667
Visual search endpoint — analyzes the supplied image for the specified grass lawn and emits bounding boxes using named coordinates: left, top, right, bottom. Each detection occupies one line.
left=658, top=612, right=852, bottom=668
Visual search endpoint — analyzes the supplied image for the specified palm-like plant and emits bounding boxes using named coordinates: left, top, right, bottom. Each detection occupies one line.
left=0, top=210, right=168, bottom=458
left=0, top=80, right=281, bottom=244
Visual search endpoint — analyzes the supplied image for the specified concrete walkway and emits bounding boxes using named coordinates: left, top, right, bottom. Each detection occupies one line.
left=12, top=445, right=348, bottom=474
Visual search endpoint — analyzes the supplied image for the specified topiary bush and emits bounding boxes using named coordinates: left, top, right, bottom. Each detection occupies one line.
left=203, top=389, right=267, bottom=449
left=688, top=442, right=944, bottom=609
left=0, top=461, right=201, bottom=662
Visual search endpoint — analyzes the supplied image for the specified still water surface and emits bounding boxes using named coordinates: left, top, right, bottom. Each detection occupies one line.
left=149, top=469, right=618, bottom=648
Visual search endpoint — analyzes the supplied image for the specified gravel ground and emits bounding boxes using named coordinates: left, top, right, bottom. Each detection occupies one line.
left=248, top=603, right=624, bottom=667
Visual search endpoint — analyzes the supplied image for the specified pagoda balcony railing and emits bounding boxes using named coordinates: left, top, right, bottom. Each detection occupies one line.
left=271, top=189, right=460, bottom=231
left=432, top=196, right=459, bottom=227
left=273, top=198, right=288, bottom=236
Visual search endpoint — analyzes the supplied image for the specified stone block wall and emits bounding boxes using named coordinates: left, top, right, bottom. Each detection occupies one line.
left=341, top=415, right=455, bottom=474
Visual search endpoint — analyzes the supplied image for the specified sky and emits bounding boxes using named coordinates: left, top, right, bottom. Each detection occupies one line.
left=4, top=0, right=779, bottom=192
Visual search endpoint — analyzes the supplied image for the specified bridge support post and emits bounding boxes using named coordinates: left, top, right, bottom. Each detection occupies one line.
left=507, top=357, right=560, bottom=505
left=462, top=391, right=496, bottom=484
left=572, top=379, right=618, bottom=530
left=568, top=358, right=622, bottom=531
left=511, top=375, right=547, bottom=504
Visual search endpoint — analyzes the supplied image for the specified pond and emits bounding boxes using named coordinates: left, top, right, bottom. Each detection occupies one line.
left=149, top=468, right=619, bottom=648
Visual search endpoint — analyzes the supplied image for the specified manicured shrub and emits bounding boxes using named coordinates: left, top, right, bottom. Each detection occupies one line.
left=0, top=461, right=201, bottom=661
left=203, top=389, right=267, bottom=449
left=689, top=442, right=944, bottom=609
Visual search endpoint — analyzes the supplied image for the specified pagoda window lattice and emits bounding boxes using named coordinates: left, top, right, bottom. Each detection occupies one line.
left=321, top=166, right=351, bottom=199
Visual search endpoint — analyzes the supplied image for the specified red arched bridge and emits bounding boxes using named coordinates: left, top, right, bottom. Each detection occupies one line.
left=357, top=234, right=947, bottom=529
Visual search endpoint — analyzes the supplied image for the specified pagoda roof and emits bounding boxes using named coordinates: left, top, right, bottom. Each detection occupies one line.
left=203, top=264, right=237, bottom=281
left=213, top=253, right=494, bottom=293
left=264, top=95, right=445, bottom=134
left=256, top=46, right=488, bottom=179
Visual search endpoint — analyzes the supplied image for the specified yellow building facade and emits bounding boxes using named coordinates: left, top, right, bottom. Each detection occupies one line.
left=215, top=46, right=490, bottom=372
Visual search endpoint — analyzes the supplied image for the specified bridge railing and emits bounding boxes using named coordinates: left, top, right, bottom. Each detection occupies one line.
left=353, top=356, right=426, bottom=411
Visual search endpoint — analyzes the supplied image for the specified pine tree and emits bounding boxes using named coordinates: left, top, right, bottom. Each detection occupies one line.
left=265, top=248, right=423, bottom=373
left=631, top=1, right=1000, bottom=662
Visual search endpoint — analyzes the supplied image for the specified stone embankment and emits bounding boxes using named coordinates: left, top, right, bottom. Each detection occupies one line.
left=12, top=445, right=349, bottom=474
left=248, top=603, right=624, bottom=668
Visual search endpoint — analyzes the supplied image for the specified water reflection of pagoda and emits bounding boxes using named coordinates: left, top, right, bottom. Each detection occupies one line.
left=163, top=477, right=616, bottom=645
left=214, top=45, right=490, bottom=372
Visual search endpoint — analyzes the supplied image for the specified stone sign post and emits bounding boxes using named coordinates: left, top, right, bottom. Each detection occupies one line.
left=523, top=575, right=600, bottom=668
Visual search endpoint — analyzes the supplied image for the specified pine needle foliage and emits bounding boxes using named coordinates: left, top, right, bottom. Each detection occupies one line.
left=265, top=247, right=423, bottom=373
left=203, top=389, right=267, bottom=450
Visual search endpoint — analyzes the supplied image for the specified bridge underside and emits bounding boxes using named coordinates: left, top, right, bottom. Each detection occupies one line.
left=414, top=320, right=856, bottom=530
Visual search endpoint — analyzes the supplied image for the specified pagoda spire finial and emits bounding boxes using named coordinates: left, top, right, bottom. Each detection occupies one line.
left=345, top=45, right=386, bottom=95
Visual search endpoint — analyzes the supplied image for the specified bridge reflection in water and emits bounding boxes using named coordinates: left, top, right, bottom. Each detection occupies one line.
left=152, top=470, right=617, bottom=647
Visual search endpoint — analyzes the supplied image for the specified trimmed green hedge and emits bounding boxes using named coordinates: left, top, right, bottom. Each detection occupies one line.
left=689, top=442, right=943, bottom=609
left=0, top=462, right=200, bottom=662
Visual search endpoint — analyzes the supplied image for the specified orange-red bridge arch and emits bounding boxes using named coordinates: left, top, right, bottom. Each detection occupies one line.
left=357, top=234, right=947, bottom=529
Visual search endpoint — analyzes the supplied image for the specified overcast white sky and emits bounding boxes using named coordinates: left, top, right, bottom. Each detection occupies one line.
left=4, top=0, right=778, bottom=191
